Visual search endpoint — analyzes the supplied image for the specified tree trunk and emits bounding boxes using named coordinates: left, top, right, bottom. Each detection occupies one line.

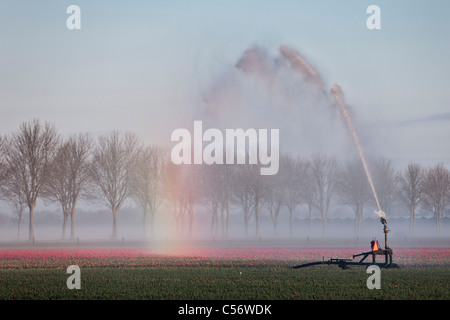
left=213, top=209, right=218, bottom=236
left=255, top=206, right=261, bottom=238
left=273, top=215, right=277, bottom=236
left=244, top=209, right=250, bottom=238
left=176, top=205, right=185, bottom=238
left=142, top=206, right=148, bottom=238
left=28, top=204, right=35, bottom=242
left=273, top=206, right=281, bottom=236
left=289, top=207, right=294, bottom=238
left=225, top=204, right=230, bottom=237
left=220, top=207, right=225, bottom=236
left=188, top=202, right=194, bottom=238
left=62, top=213, right=68, bottom=239
left=321, top=210, right=327, bottom=238
left=17, top=209, right=23, bottom=240
left=211, top=206, right=217, bottom=236
left=175, top=213, right=180, bottom=237
left=355, top=203, right=363, bottom=237
left=150, top=210, right=155, bottom=239
left=112, top=206, right=118, bottom=239
left=436, top=212, right=442, bottom=234
left=70, top=204, right=77, bottom=240
left=410, top=204, right=415, bottom=234
left=307, top=204, right=312, bottom=237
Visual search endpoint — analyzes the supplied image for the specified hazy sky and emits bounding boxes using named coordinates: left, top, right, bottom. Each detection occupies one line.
left=1, top=0, right=449, bottom=167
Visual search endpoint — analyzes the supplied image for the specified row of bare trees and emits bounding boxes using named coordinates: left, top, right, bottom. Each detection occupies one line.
left=0, top=120, right=153, bottom=241
left=1, top=119, right=449, bottom=241
left=149, top=154, right=450, bottom=238
left=398, top=163, right=450, bottom=233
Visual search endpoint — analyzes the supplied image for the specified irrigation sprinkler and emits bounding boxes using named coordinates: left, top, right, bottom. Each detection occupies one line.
left=292, top=216, right=399, bottom=270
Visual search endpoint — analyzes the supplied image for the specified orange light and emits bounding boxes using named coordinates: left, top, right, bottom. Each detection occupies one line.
left=372, top=240, right=379, bottom=252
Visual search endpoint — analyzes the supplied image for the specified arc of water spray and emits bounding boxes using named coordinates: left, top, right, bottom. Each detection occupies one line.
left=330, top=84, right=384, bottom=218
left=279, top=45, right=324, bottom=87
left=277, top=45, right=385, bottom=218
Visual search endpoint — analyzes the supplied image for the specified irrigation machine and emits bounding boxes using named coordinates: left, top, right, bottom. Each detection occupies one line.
left=292, top=213, right=400, bottom=270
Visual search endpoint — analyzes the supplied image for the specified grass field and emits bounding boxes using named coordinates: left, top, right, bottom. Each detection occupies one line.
left=0, top=246, right=449, bottom=300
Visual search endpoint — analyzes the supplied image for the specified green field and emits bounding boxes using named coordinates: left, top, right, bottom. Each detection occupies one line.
left=1, top=261, right=448, bottom=300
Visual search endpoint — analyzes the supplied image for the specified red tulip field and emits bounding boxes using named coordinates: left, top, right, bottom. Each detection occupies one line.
left=0, top=246, right=448, bottom=300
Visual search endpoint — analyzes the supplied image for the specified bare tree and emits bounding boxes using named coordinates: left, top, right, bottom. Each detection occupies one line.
left=309, top=153, right=340, bottom=237
left=1, top=140, right=27, bottom=239
left=0, top=135, right=6, bottom=192
left=422, top=163, right=450, bottom=233
left=202, top=164, right=222, bottom=236
left=177, top=164, right=202, bottom=238
left=202, top=163, right=235, bottom=238
left=0, top=135, right=5, bottom=178
left=218, top=164, right=234, bottom=237
left=163, top=162, right=182, bottom=236
left=249, top=164, right=268, bottom=238
left=266, top=167, right=285, bottom=236
left=3, top=119, right=59, bottom=241
left=275, top=155, right=304, bottom=237
left=12, top=202, right=26, bottom=240
left=91, top=131, right=141, bottom=239
left=163, top=162, right=198, bottom=238
left=42, top=134, right=93, bottom=239
left=337, top=159, right=371, bottom=236
left=397, top=163, right=425, bottom=233
left=301, top=160, right=316, bottom=235
left=130, top=145, right=167, bottom=238
left=0, top=136, right=26, bottom=239
left=233, top=164, right=254, bottom=237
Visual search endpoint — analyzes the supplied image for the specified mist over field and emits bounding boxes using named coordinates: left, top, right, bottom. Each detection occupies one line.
left=0, top=203, right=448, bottom=245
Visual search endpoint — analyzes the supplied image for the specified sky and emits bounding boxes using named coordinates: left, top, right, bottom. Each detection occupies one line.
left=1, top=0, right=450, bottom=168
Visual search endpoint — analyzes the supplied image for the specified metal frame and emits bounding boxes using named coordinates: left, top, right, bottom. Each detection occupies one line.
left=292, top=218, right=399, bottom=269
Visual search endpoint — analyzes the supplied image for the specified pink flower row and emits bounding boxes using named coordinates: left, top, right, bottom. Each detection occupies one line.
left=0, top=247, right=448, bottom=264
